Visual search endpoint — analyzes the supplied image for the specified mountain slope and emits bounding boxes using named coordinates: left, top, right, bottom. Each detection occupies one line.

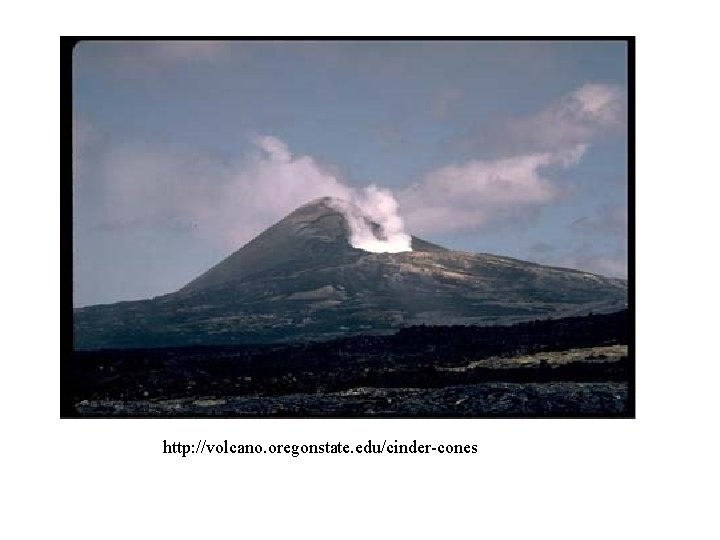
left=74, top=197, right=627, bottom=349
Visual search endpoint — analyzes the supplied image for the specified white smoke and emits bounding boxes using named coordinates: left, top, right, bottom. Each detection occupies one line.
left=328, top=186, right=412, bottom=253
left=248, top=136, right=412, bottom=253
left=88, top=134, right=413, bottom=255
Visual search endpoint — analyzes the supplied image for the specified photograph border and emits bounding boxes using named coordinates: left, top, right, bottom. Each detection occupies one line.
left=61, top=36, right=635, bottom=419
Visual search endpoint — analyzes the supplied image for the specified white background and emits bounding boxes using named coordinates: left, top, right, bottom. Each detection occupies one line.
left=2, top=2, right=719, bottom=538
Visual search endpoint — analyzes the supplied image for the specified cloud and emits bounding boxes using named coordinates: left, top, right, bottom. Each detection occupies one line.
left=394, top=83, right=625, bottom=237
left=508, top=83, right=625, bottom=149
left=77, top=134, right=411, bottom=253
left=398, top=144, right=587, bottom=234
left=255, top=135, right=293, bottom=163
left=78, top=127, right=593, bottom=251
left=89, top=136, right=341, bottom=248
left=461, top=83, right=626, bottom=155
left=75, top=82, right=625, bottom=278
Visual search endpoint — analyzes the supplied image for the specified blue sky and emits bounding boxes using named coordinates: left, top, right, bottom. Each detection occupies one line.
left=73, top=40, right=628, bottom=307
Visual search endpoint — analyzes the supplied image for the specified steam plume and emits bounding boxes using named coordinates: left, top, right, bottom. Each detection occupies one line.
left=328, top=187, right=412, bottom=253
left=251, top=136, right=411, bottom=253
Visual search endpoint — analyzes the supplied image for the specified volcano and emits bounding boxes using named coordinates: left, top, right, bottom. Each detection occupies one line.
left=73, top=197, right=627, bottom=349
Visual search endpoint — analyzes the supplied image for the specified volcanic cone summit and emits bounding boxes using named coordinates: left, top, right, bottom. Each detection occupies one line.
left=74, top=198, right=627, bottom=348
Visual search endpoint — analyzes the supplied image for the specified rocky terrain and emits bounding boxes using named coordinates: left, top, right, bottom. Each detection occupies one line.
left=74, top=197, right=627, bottom=349
left=68, top=198, right=631, bottom=417
left=75, top=382, right=628, bottom=417
left=64, top=310, right=632, bottom=417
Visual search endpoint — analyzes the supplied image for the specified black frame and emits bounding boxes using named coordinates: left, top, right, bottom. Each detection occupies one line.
left=61, top=36, right=635, bottom=419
